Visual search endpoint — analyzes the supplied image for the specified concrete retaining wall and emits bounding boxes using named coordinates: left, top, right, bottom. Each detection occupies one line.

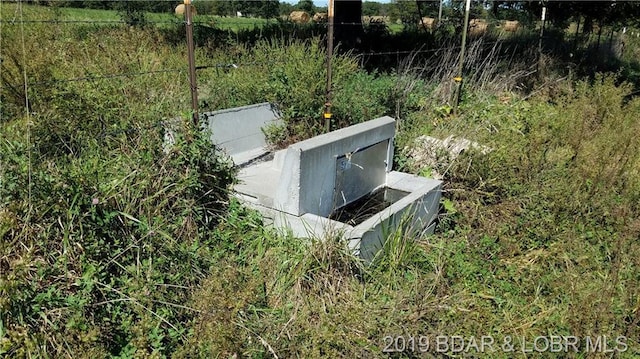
left=273, top=116, right=396, bottom=217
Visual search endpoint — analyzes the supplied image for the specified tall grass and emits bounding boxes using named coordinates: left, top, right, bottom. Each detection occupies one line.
left=2, top=4, right=640, bottom=358
left=1, top=14, right=236, bottom=356
left=0, top=8, right=430, bottom=356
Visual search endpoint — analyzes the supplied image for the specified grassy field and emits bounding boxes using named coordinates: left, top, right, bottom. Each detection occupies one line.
left=2, top=3, right=640, bottom=358
left=9, top=3, right=404, bottom=33
left=4, top=3, right=272, bottom=31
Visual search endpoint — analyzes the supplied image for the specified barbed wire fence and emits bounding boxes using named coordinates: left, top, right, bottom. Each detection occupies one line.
left=1, top=3, right=552, bottom=142
left=1, top=2, right=634, bottom=162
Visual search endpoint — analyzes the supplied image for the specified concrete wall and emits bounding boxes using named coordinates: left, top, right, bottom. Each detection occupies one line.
left=202, top=102, right=282, bottom=164
left=354, top=173, right=442, bottom=262
left=273, top=116, right=396, bottom=218
left=334, top=140, right=389, bottom=209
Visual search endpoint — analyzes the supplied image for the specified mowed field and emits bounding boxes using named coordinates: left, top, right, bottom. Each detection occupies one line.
left=1, top=3, right=271, bottom=30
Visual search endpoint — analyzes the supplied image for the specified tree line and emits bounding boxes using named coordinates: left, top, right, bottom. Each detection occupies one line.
left=366, top=1, right=640, bottom=29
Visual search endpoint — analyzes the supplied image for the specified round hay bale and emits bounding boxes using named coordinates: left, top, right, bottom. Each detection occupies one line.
left=289, top=11, right=310, bottom=24
left=313, top=12, right=328, bottom=23
left=469, top=19, right=487, bottom=37
left=503, top=20, right=520, bottom=32
left=418, top=17, right=437, bottom=30
left=363, top=15, right=385, bottom=24
left=175, top=4, right=197, bottom=16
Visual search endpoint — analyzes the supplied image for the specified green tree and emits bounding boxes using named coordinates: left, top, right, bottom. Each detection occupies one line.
left=82, top=0, right=111, bottom=10
left=114, top=0, right=148, bottom=26
left=211, top=1, right=234, bottom=16
left=522, top=1, right=640, bottom=31
left=392, top=0, right=418, bottom=26
left=279, top=2, right=295, bottom=16
left=296, top=0, right=315, bottom=15
left=363, top=1, right=382, bottom=17
left=255, top=0, right=280, bottom=19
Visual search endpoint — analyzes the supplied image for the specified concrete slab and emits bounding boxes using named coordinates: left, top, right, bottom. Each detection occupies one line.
left=235, top=161, right=281, bottom=208
left=407, top=135, right=491, bottom=180
left=202, top=102, right=282, bottom=165
left=347, top=171, right=442, bottom=261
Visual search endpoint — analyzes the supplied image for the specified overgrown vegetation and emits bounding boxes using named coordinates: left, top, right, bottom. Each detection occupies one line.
left=2, top=3, right=640, bottom=358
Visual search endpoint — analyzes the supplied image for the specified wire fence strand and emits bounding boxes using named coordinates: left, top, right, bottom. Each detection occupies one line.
left=0, top=19, right=395, bottom=26
left=5, top=38, right=524, bottom=89
left=20, top=69, right=184, bottom=87
left=2, top=6, right=542, bottom=124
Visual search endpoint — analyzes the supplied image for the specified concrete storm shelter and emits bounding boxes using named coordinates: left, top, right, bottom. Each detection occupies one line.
left=198, top=103, right=442, bottom=261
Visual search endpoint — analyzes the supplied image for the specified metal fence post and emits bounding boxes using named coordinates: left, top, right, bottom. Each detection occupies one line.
left=185, top=0, right=199, bottom=126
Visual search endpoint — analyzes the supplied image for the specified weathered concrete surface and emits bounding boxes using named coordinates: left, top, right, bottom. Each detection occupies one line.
left=277, top=116, right=395, bottom=217
left=334, top=140, right=389, bottom=210
left=241, top=170, right=441, bottom=262
left=406, top=135, right=491, bottom=180
left=188, top=102, right=443, bottom=260
left=233, top=114, right=441, bottom=261
left=202, top=102, right=282, bottom=164
left=355, top=172, right=441, bottom=261
left=236, top=116, right=396, bottom=218
left=163, top=103, right=282, bottom=165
